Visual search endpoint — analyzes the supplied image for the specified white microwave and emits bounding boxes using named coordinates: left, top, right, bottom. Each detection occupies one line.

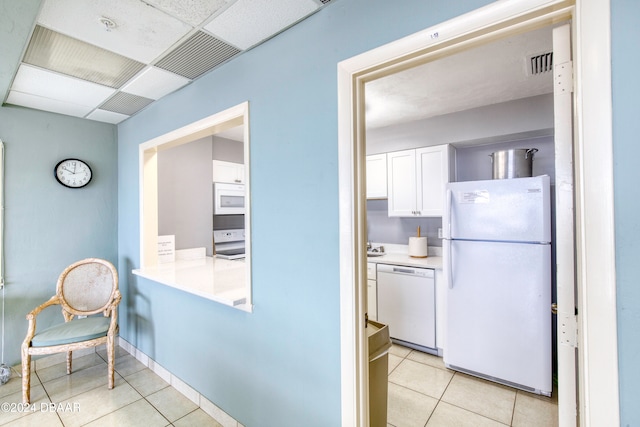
left=214, top=182, right=245, bottom=215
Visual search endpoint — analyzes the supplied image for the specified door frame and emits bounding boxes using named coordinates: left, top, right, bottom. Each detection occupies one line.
left=337, top=0, right=618, bottom=425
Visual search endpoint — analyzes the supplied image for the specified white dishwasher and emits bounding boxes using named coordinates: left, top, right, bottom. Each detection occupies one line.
left=377, top=264, right=436, bottom=352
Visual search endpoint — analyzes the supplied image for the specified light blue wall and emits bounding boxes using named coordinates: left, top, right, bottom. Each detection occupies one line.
left=117, top=0, right=491, bottom=425
left=0, top=105, right=118, bottom=364
left=115, top=0, right=639, bottom=425
left=0, top=0, right=634, bottom=424
left=611, top=0, right=640, bottom=425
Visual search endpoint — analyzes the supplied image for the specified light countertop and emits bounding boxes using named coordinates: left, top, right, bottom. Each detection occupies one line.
left=132, top=257, right=250, bottom=311
left=366, top=243, right=443, bottom=269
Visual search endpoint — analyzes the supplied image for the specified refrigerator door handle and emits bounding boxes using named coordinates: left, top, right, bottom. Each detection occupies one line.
left=447, top=239, right=453, bottom=289
left=445, top=188, right=453, bottom=289
left=445, top=189, right=452, bottom=240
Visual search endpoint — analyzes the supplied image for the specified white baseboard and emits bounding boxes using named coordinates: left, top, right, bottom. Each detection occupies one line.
left=117, top=337, right=244, bottom=427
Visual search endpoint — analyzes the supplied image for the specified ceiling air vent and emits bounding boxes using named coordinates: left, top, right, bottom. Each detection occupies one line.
left=99, top=92, right=153, bottom=116
left=155, top=31, right=240, bottom=80
left=528, top=52, right=553, bottom=75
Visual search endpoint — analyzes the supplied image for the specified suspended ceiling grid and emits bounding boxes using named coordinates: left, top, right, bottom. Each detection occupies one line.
left=3, top=0, right=331, bottom=124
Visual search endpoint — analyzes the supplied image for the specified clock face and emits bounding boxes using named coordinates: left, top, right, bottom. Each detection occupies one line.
left=54, top=159, right=92, bottom=188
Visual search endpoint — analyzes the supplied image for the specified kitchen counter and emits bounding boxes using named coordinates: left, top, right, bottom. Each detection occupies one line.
left=132, top=257, right=250, bottom=311
left=367, top=243, right=443, bottom=269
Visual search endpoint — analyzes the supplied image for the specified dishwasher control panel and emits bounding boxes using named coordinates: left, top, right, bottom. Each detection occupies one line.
left=376, top=264, right=434, bottom=278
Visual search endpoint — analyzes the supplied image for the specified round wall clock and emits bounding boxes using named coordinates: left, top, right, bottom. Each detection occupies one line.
left=54, top=158, right=93, bottom=188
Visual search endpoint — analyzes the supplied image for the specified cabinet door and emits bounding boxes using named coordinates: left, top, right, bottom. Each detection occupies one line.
left=366, top=154, right=387, bottom=199
left=416, top=145, right=450, bottom=216
left=387, top=150, right=416, bottom=216
left=213, top=160, right=244, bottom=183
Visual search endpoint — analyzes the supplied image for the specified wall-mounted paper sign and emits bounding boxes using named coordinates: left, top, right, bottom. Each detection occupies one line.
left=158, top=235, right=175, bottom=263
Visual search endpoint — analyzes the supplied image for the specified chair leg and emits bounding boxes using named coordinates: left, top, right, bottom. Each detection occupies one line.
left=66, top=351, right=72, bottom=374
left=21, top=347, right=31, bottom=405
left=107, top=334, right=115, bottom=389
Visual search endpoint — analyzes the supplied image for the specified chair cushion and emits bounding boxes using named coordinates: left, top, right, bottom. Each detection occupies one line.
left=31, top=317, right=111, bottom=347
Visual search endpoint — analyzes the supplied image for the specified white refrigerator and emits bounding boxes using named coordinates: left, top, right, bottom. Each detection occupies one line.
left=443, top=175, right=552, bottom=396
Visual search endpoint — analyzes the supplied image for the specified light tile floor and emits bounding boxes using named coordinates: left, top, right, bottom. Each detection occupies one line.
left=386, top=343, right=559, bottom=427
left=0, top=342, right=558, bottom=426
left=0, top=345, right=223, bottom=427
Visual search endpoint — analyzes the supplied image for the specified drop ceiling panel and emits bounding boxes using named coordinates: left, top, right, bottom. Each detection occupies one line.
left=38, top=0, right=193, bottom=63
left=121, top=66, right=190, bottom=100
left=141, top=0, right=230, bottom=27
left=7, top=91, right=95, bottom=118
left=204, top=0, right=318, bottom=50
left=24, top=26, right=146, bottom=88
left=86, top=109, right=129, bottom=124
left=12, top=64, right=115, bottom=106
left=3, top=0, right=332, bottom=123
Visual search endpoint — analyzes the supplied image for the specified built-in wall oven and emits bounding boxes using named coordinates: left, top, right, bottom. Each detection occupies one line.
left=213, top=229, right=245, bottom=260
left=214, top=182, right=245, bottom=215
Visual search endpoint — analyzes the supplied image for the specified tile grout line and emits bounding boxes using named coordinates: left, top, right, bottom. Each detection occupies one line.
left=116, top=336, right=241, bottom=427
left=435, top=371, right=514, bottom=426
left=96, top=345, right=182, bottom=426
left=37, top=351, right=116, bottom=427
left=33, top=348, right=169, bottom=427
left=390, top=352, right=519, bottom=427
left=88, top=353, right=175, bottom=427
left=34, top=369, right=66, bottom=427
left=424, top=367, right=457, bottom=426
left=510, top=390, right=519, bottom=426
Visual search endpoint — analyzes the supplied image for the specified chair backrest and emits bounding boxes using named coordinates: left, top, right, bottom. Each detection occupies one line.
left=56, top=258, right=118, bottom=316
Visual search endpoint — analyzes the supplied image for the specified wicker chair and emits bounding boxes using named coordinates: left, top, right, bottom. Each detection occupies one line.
left=21, top=258, right=121, bottom=404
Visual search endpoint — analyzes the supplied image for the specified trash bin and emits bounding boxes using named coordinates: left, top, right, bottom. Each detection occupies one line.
left=368, top=320, right=392, bottom=427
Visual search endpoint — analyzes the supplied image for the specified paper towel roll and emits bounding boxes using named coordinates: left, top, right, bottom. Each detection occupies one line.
left=408, top=236, right=428, bottom=258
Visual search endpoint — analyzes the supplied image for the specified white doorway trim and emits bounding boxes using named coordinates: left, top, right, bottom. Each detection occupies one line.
left=337, top=0, right=618, bottom=425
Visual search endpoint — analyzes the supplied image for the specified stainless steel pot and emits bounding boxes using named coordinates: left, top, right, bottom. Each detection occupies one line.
left=490, top=148, right=538, bottom=179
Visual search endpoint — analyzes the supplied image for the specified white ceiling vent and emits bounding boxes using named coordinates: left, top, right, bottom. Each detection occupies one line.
left=99, top=92, right=153, bottom=116
left=528, top=52, right=553, bottom=75
left=155, top=31, right=240, bottom=80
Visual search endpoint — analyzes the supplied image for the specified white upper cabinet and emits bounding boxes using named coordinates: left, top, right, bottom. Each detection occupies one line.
left=387, top=144, right=455, bottom=217
left=387, top=150, right=417, bottom=216
left=212, top=160, right=245, bottom=184
left=366, top=154, right=387, bottom=199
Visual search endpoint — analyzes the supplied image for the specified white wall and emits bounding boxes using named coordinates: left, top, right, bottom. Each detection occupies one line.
left=158, top=136, right=214, bottom=255
left=212, top=135, right=243, bottom=163
left=366, top=93, right=553, bottom=154
left=455, top=135, right=555, bottom=182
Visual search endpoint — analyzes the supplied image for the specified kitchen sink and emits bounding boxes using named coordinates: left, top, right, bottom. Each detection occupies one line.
left=367, top=252, right=385, bottom=257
